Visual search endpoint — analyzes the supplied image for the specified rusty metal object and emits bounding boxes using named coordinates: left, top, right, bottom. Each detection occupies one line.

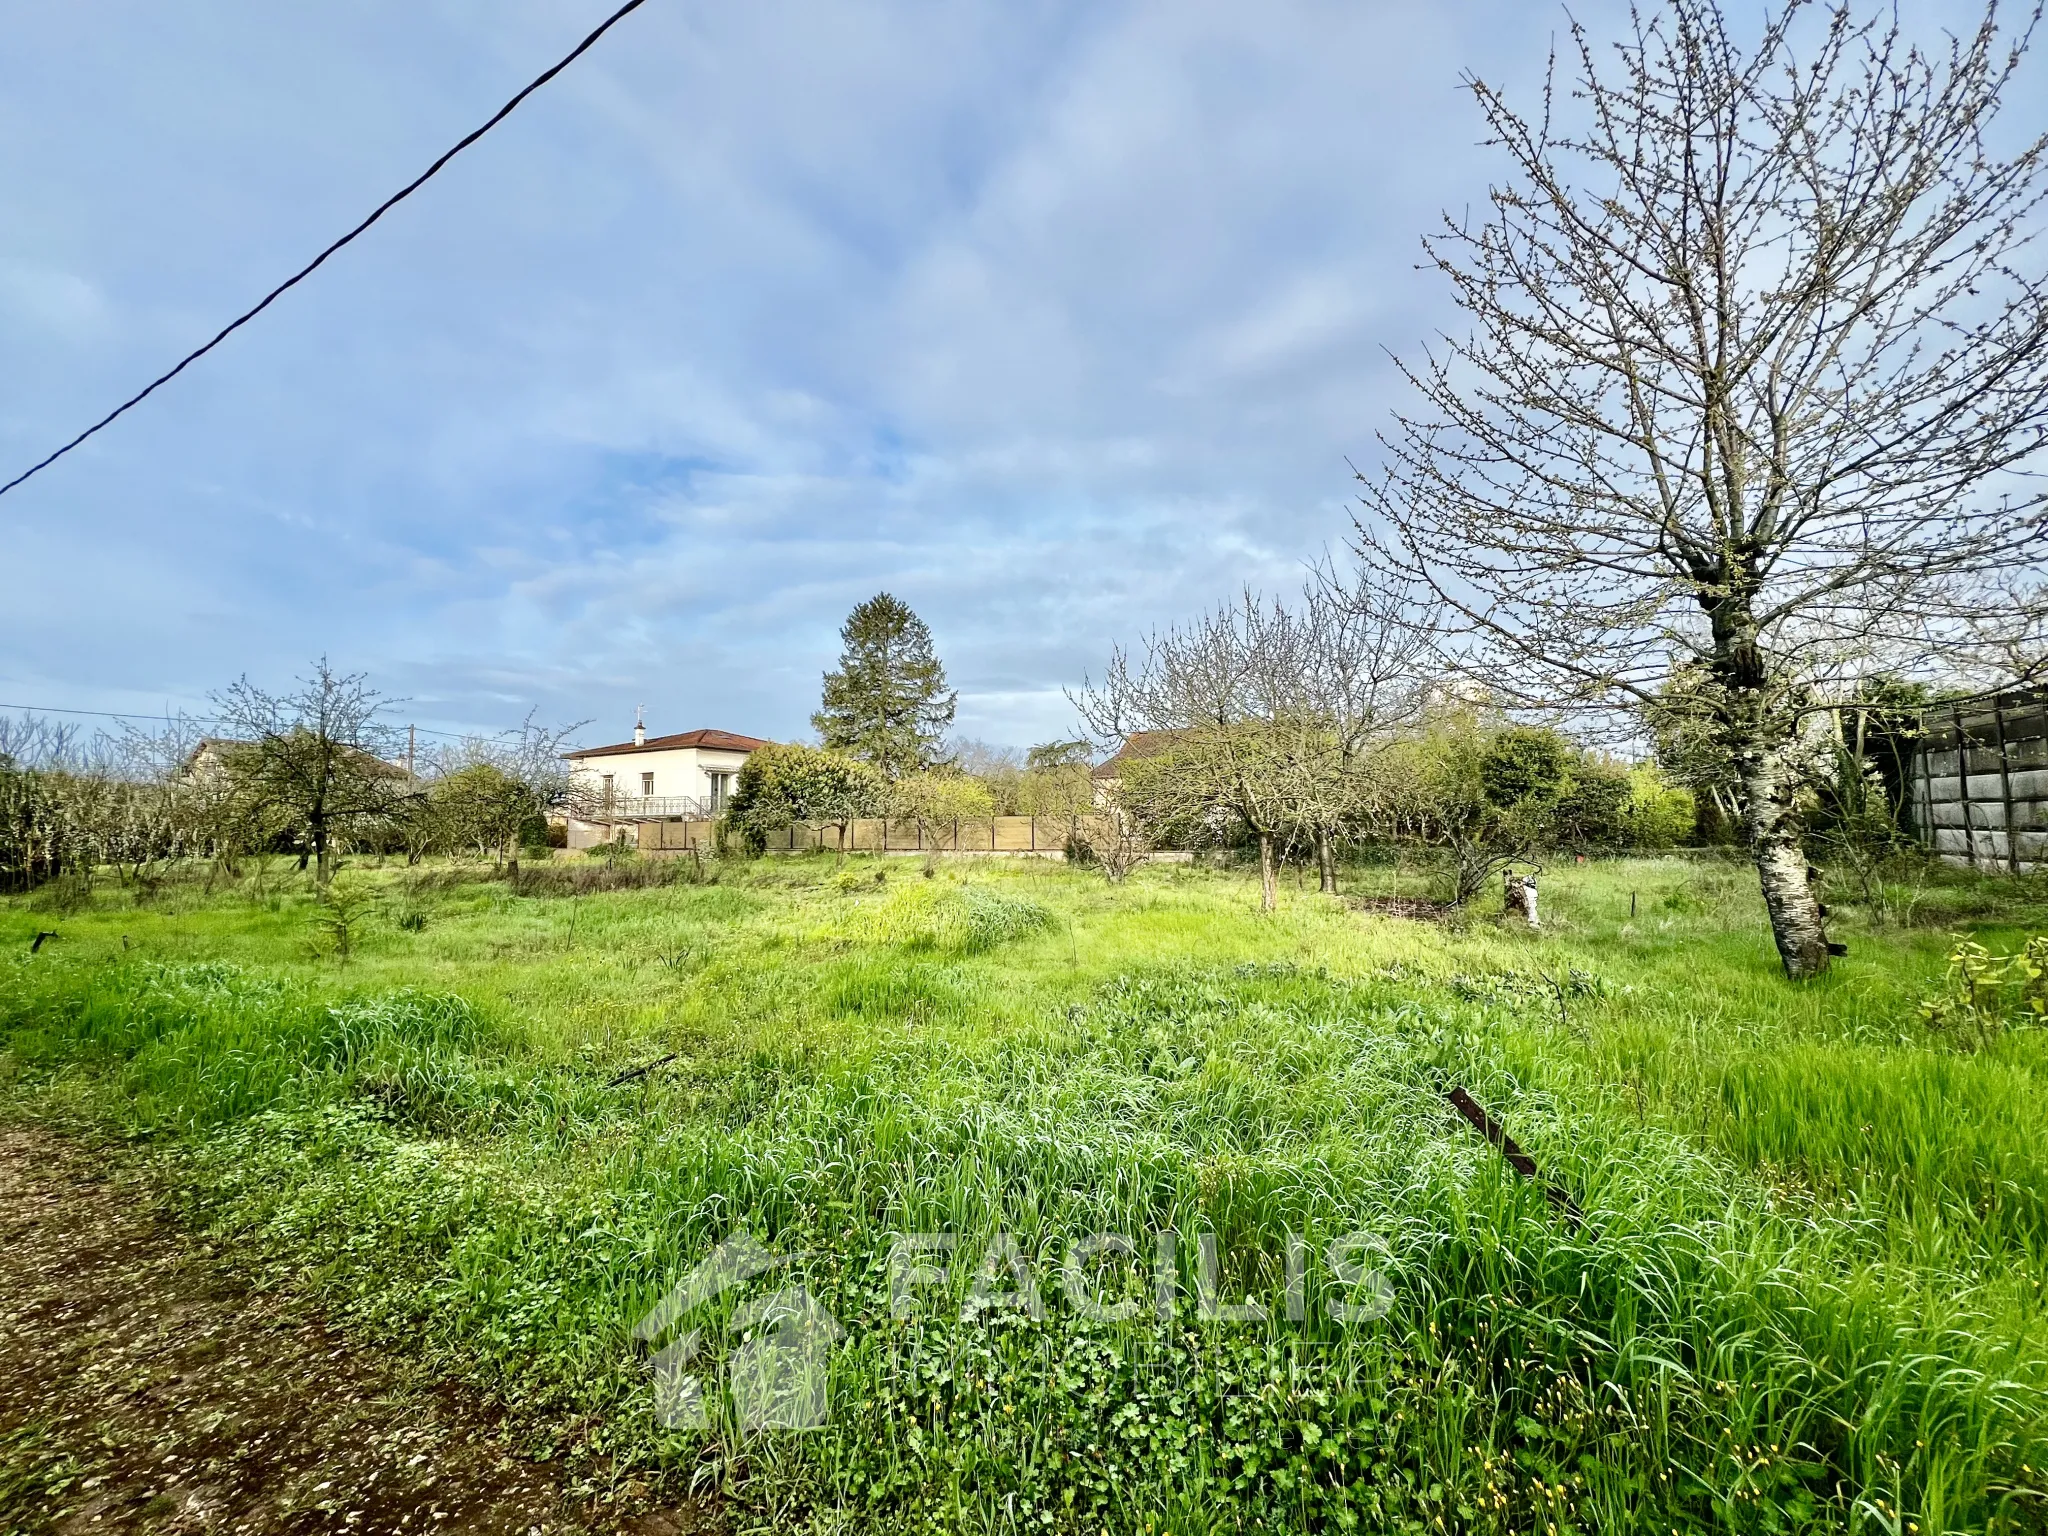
left=1446, top=1086, right=1587, bottom=1231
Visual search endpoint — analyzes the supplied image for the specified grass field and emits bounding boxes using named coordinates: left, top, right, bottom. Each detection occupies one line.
left=3, top=849, right=2046, bottom=1534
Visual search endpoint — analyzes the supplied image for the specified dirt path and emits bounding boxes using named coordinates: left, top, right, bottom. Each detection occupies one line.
left=0, top=1126, right=715, bottom=1536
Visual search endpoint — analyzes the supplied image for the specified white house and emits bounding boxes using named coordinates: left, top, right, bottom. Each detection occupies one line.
left=562, top=718, right=768, bottom=847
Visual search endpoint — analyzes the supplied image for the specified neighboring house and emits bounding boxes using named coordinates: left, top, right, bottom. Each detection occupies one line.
left=177, top=736, right=412, bottom=786
left=562, top=718, right=768, bottom=848
left=1089, top=730, right=1184, bottom=801
left=178, top=737, right=247, bottom=784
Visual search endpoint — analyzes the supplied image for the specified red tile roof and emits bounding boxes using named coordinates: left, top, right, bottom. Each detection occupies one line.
left=564, top=728, right=769, bottom=760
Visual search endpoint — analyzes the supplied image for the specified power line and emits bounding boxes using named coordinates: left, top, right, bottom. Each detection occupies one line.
left=0, top=701, right=475, bottom=741
left=0, top=0, right=653, bottom=501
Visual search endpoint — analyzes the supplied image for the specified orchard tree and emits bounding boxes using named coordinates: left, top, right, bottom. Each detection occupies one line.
left=724, top=742, right=884, bottom=853
left=428, top=714, right=583, bottom=871
left=1075, top=595, right=1297, bottom=910
left=1076, top=569, right=1435, bottom=909
left=813, top=594, right=957, bottom=778
left=1018, top=740, right=1096, bottom=818
left=1360, top=0, right=2048, bottom=977
left=888, top=770, right=997, bottom=845
left=212, top=660, right=411, bottom=884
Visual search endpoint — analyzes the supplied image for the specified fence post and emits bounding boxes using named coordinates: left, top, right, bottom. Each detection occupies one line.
left=1917, top=713, right=1937, bottom=854
left=1994, top=698, right=2021, bottom=875
left=1956, top=704, right=1978, bottom=871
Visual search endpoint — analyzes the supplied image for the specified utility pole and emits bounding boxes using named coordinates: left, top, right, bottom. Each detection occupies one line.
left=407, top=723, right=416, bottom=778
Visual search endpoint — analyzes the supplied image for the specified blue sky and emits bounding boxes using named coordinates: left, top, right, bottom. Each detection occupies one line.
left=0, top=0, right=1952, bottom=750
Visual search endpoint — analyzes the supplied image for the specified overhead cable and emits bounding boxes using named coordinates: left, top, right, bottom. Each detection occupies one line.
left=0, top=0, right=653, bottom=500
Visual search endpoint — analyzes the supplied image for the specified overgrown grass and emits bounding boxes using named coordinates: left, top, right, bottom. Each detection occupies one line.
left=4, top=850, right=2047, bottom=1533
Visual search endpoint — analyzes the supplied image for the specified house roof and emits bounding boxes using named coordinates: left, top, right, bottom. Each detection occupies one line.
left=564, top=728, right=770, bottom=761
left=180, top=736, right=412, bottom=778
left=1090, top=730, right=1186, bottom=777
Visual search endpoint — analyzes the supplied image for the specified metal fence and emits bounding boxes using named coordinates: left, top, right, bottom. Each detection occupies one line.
left=1910, top=684, right=2048, bottom=874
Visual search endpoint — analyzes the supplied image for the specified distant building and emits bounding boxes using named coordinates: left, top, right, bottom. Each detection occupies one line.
left=177, top=736, right=411, bottom=785
left=562, top=716, right=768, bottom=848
left=1089, top=730, right=1185, bottom=800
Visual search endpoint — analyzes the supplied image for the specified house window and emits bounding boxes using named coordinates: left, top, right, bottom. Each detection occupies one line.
left=601, top=772, right=615, bottom=807
left=709, top=771, right=731, bottom=810
left=641, top=772, right=655, bottom=797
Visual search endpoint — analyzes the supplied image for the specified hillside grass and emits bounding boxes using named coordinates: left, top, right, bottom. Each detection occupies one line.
left=3, top=849, right=2046, bottom=1534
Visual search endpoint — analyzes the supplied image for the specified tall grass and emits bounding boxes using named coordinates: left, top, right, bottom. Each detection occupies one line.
left=3, top=854, right=2046, bottom=1532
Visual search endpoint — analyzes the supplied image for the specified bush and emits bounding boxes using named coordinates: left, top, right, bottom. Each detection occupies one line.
left=725, top=743, right=884, bottom=854
left=1920, top=935, right=2048, bottom=1049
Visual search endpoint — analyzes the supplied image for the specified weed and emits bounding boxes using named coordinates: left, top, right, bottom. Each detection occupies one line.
left=309, top=875, right=375, bottom=964
left=4, top=855, right=2047, bottom=1531
left=1919, top=934, right=2048, bottom=1049
left=954, top=886, right=1056, bottom=953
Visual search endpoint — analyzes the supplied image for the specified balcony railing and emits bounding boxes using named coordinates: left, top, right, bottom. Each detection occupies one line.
left=572, top=794, right=721, bottom=821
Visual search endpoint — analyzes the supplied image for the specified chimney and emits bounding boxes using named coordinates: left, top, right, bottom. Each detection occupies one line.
left=634, top=705, right=646, bottom=747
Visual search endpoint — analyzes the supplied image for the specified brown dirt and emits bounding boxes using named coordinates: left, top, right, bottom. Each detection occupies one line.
left=0, top=1126, right=717, bottom=1536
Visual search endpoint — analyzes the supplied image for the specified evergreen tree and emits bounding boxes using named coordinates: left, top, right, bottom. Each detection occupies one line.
left=812, top=594, right=956, bottom=778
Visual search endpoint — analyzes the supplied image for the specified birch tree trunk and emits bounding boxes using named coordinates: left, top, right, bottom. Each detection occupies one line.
left=1740, top=742, right=1832, bottom=979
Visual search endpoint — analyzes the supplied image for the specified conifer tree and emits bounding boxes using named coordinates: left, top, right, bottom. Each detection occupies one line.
left=812, top=594, right=957, bottom=778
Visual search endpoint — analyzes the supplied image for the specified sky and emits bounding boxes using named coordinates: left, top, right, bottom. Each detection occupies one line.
left=0, top=0, right=1996, bottom=753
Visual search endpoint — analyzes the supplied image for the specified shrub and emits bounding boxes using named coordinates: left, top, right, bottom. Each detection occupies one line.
left=725, top=743, right=884, bottom=854
left=1920, top=935, right=2048, bottom=1049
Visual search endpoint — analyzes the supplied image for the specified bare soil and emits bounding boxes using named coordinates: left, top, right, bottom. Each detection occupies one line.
left=0, top=1126, right=715, bottom=1536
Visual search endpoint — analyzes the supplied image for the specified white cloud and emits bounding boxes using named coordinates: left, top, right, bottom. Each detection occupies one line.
left=0, top=0, right=1633, bottom=746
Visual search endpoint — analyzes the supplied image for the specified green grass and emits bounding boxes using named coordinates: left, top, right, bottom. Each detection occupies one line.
left=4, top=850, right=2048, bottom=1534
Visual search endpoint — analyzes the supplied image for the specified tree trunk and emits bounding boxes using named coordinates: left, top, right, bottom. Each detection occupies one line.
left=1741, top=746, right=1832, bottom=979
left=1316, top=831, right=1337, bottom=895
left=1257, top=832, right=1278, bottom=912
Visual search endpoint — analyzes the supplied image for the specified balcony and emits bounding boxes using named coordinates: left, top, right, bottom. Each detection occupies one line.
left=573, top=794, right=721, bottom=822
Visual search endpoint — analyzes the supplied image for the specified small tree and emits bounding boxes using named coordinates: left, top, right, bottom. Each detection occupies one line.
left=1389, top=716, right=1572, bottom=906
left=431, top=763, right=532, bottom=866
left=1359, top=0, right=2048, bottom=976
left=1072, top=788, right=1151, bottom=884
left=427, top=714, right=583, bottom=871
left=1014, top=741, right=1094, bottom=820
left=724, top=742, right=884, bottom=854
left=950, top=740, right=1026, bottom=813
left=1075, top=597, right=1306, bottom=912
left=814, top=594, right=958, bottom=778
left=889, top=771, right=996, bottom=847
left=212, top=660, right=410, bottom=885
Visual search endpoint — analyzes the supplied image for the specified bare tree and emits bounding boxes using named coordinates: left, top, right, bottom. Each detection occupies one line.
left=212, top=660, right=410, bottom=885
left=1358, top=0, right=2048, bottom=977
left=1289, top=563, right=1441, bottom=892
left=1075, top=594, right=1322, bottom=912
